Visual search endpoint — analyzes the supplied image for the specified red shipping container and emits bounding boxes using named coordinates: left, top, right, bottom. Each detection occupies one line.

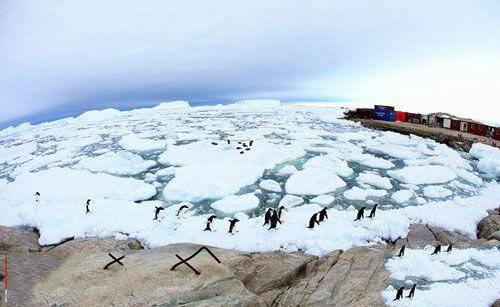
left=467, top=122, right=487, bottom=137
left=395, top=111, right=406, bottom=122
left=450, top=119, right=460, bottom=131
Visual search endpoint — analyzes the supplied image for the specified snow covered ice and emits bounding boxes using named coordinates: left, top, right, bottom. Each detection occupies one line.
left=0, top=100, right=499, bottom=259
left=383, top=246, right=500, bottom=307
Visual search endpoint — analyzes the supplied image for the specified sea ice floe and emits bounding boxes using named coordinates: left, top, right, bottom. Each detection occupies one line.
left=119, top=134, right=167, bottom=153
left=276, top=164, right=298, bottom=176
left=388, top=165, right=457, bottom=185
left=285, top=167, right=346, bottom=195
left=423, top=185, right=453, bottom=198
left=259, top=179, right=282, bottom=192
left=391, top=190, right=414, bottom=204
left=343, top=186, right=387, bottom=200
left=356, top=172, right=393, bottom=189
left=210, top=193, right=260, bottom=213
left=73, top=150, right=156, bottom=175
left=310, top=194, right=335, bottom=205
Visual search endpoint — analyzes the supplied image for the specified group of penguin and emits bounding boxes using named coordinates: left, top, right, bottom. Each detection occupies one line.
left=392, top=243, right=453, bottom=301
left=210, top=139, right=254, bottom=154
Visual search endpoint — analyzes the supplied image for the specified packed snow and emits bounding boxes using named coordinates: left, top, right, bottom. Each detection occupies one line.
left=0, top=101, right=499, bottom=265
left=383, top=246, right=500, bottom=307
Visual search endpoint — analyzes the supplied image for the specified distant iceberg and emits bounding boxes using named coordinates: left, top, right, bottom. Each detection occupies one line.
left=234, top=99, right=281, bottom=107
left=152, top=100, right=191, bottom=110
left=77, top=108, right=123, bottom=121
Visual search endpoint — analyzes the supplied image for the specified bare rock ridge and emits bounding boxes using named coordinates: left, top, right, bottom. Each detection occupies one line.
left=1, top=212, right=499, bottom=307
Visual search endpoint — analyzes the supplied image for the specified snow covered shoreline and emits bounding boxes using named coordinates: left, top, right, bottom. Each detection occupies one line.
left=0, top=101, right=499, bottom=257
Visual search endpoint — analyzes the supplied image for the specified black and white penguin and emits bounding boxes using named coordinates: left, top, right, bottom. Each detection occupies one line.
left=277, top=206, right=286, bottom=220
left=245, top=148, right=250, bottom=151
left=240, top=151, right=244, bottom=154
left=204, top=221, right=212, bottom=231
left=236, top=147, right=242, bottom=150
left=176, top=204, right=189, bottom=217
left=354, top=207, right=365, bottom=221
left=228, top=218, right=240, bottom=234
left=207, top=215, right=217, bottom=223
left=211, top=142, right=218, bottom=145
left=263, top=208, right=273, bottom=226
left=318, top=207, right=328, bottom=222
left=446, top=245, right=453, bottom=253
left=407, top=284, right=416, bottom=298
left=268, top=209, right=282, bottom=230
left=368, top=204, right=378, bottom=218
left=34, top=192, right=41, bottom=203
left=307, top=213, right=320, bottom=229
left=249, top=140, right=254, bottom=146
left=227, top=140, right=231, bottom=144
left=393, top=287, right=405, bottom=301
left=431, top=245, right=441, bottom=255
left=153, top=206, right=164, bottom=220
left=398, top=245, right=406, bottom=257
left=85, top=199, right=91, bottom=214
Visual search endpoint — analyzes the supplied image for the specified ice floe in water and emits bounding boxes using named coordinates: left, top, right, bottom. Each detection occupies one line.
left=383, top=246, right=500, bottom=307
left=0, top=101, right=499, bottom=260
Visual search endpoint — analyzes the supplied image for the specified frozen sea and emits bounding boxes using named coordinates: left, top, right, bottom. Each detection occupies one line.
left=0, top=100, right=499, bottom=253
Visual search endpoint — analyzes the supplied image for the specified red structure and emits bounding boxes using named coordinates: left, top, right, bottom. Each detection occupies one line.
left=467, top=122, right=487, bottom=137
left=450, top=119, right=460, bottom=131
left=405, top=112, right=421, bottom=124
left=493, top=127, right=500, bottom=141
left=395, top=111, right=406, bottom=122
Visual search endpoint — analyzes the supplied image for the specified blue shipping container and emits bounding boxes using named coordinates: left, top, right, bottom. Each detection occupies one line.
left=372, top=109, right=395, bottom=121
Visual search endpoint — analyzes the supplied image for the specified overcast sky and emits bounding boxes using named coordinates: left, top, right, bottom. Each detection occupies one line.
left=1, top=0, right=499, bottom=128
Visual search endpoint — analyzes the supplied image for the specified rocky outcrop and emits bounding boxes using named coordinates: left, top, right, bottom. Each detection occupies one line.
left=478, top=213, right=500, bottom=240
left=0, top=226, right=40, bottom=252
left=41, top=236, right=143, bottom=253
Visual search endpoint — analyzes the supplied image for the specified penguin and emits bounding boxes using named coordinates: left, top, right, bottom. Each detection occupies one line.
left=307, top=213, right=320, bottom=229
left=431, top=245, right=441, bottom=255
left=240, top=151, right=244, bottom=154
left=245, top=148, right=250, bottom=151
left=236, top=147, right=242, bottom=150
left=207, top=215, right=217, bottom=223
left=393, top=287, right=404, bottom=301
left=204, top=221, right=212, bottom=231
left=277, top=206, right=286, bottom=220
left=446, top=244, right=453, bottom=253
left=153, top=206, right=164, bottom=220
left=242, top=143, right=248, bottom=148
left=249, top=140, right=254, bottom=146
left=398, top=245, right=406, bottom=257
left=263, top=208, right=273, bottom=226
left=354, top=207, right=365, bottom=221
left=85, top=199, right=91, bottom=214
left=228, top=218, right=240, bottom=234
left=211, top=142, right=218, bottom=145
left=268, top=209, right=282, bottom=230
left=368, top=204, right=378, bottom=218
left=227, top=140, right=231, bottom=144
left=407, top=284, right=416, bottom=298
left=176, top=204, right=189, bottom=217
left=318, top=207, right=328, bottom=222
left=34, top=192, right=40, bottom=203
left=238, top=141, right=242, bottom=144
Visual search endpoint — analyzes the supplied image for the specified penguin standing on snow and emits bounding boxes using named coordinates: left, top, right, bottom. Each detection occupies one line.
left=249, top=140, right=254, bottom=146
left=354, top=207, right=365, bottom=221
left=85, top=199, right=91, bottom=214
left=227, top=140, right=231, bottom=144
left=318, top=207, right=328, bottom=222
left=393, top=287, right=405, bottom=301
left=153, top=206, right=164, bottom=220
left=407, top=284, right=416, bottom=298
left=307, top=213, right=320, bottom=229
left=176, top=204, right=189, bottom=217
left=278, top=206, right=286, bottom=220
left=431, top=245, right=441, bottom=255
left=228, top=218, right=240, bottom=234
left=34, top=192, right=41, bottom=203
left=211, top=142, right=218, bottom=145
left=368, top=204, right=378, bottom=218
left=263, top=208, right=273, bottom=226
left=397, top=245, right=406, bottom=257
left=204, top=215, right=217, bottom=231
left=268, top=210, right=282, bottom=230
left=446, top=244, right=453, bottom=253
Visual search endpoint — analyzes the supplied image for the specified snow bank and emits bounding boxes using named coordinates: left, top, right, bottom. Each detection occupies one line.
left=119, top=134, right=167, bottom=153
left=210, top=193, right=259, bottom=213
left=285, top=167, right=346, bottom=195
left=388, top=165, right=457, bottom=185
left=73, top=151, right=156, bottom=175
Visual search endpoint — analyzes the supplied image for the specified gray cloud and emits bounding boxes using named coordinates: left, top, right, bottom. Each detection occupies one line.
left=1, top=0, right=499, bottom=125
